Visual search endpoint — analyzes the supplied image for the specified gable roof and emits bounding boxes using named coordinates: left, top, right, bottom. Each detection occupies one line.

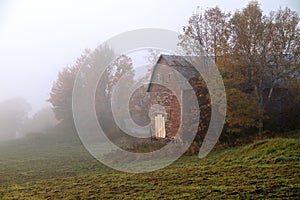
left=147, top=54, right=200, bottom=92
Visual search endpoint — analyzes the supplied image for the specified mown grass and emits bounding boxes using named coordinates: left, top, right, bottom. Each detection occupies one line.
left=0, top=132, right=299, bottom=199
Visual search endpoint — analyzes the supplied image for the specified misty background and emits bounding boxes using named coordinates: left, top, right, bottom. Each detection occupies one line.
left=0, top=0, right=299, bottom=140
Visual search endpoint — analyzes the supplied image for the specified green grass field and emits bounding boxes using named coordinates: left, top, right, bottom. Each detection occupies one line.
left=0, top=132, right=299, bottom=199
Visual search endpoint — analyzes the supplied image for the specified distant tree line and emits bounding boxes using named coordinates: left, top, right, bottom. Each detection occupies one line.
left=0, top=98, right=57, bottom=140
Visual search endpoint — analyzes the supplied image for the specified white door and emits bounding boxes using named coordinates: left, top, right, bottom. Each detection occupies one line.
left=154, top=114, right=166, bottom=138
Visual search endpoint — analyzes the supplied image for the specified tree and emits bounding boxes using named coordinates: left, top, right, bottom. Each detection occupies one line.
left=229, top=1, right=300, bottom=133
left=178, top=6, right=257, bottom=134
left=179, top=1, right=300, bottom=135
left=49, top=45, right=114, bottom=127
left=20, top=106, right=57, bottom=135
left=96, top=53, right=135, bottom=141
left=49, top=44, right=135, bottom=140
left=0, top=98, right=31, bottom=140
left=179, top=6, right=231, bottom=57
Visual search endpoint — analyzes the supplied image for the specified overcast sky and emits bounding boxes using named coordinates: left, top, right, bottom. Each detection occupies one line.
left=0, top=0, right=299, bottom=112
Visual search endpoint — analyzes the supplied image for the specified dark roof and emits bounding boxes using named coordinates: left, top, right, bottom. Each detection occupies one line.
left=147, top=54, right=200, bottom=92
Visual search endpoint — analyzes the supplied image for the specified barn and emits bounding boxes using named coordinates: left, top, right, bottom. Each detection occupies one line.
left=147, top=54, right=202, bottom=140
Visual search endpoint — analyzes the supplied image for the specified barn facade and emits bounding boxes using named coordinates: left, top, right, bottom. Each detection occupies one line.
left=147, top=54, right=200, bottom=140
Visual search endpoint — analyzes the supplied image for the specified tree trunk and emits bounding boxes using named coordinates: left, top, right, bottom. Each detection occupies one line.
left=258, top=117, right=264, bottom=136
left=259, top=84, right=275, bottom=136
left=257, top=83, right=264, bottom=136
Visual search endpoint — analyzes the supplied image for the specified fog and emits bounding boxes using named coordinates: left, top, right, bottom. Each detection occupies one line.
left=0, top=0, right=299, bottom=140
left=0, top=98, right=57, bottom=141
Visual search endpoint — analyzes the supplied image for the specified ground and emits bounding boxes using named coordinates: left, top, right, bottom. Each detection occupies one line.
left=0, top=131, right=299, bottom=199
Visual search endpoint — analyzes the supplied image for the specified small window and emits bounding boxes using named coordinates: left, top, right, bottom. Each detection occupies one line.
left=157, top=74, right=161, bottom=81
left=157, top=74, right=164, bottom=83
left=168, top=73, right=171, bottom=81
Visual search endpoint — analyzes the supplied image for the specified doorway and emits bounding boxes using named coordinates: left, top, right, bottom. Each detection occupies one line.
left=154, top=114, right=166, bottom=138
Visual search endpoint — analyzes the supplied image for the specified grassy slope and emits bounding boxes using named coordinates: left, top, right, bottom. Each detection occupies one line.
left=0, top=132, right=299, bottom=199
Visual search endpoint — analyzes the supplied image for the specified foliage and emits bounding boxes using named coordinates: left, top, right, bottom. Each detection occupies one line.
left=48, top=44, right=135, bottom=140
left=20, top=106, right=57, bottom=135
left=48, top=56, right=83, bottom=124
left=0, top=98, right=31, bottom=140
left=179, top=1, right=300, bottom=134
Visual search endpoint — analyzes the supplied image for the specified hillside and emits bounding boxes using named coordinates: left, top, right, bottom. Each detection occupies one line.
left=0, top=132, right=299, bottom=199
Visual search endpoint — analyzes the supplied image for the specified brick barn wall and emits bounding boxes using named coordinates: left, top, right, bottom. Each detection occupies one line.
left=149, top=58, right=182, bottom=138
